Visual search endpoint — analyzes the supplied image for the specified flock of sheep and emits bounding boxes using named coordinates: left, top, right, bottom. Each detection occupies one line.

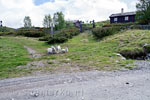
left=47, top=45, right=68, bottom=54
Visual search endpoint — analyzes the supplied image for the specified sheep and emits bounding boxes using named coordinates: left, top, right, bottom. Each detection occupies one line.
left=48, top=46, right=69, bottom=54
left=47, top=48, right=53, bottom=54
left=47, top=46, right=57, bottom=54
left=56, top=45, right=61, bottom=53
left=61, top=47, right=69, bottom=53
left=51, top=46, right=57, bottom=54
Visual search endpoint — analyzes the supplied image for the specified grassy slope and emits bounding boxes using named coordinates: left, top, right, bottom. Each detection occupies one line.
left=0, top=37, right=31, bottom=78
left=0, top=29, right=150, bottom=79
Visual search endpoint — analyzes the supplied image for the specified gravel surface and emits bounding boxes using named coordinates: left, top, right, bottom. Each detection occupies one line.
left=0, top=61, right=150, bottom=100
left=24, top=46, right=41, bottom=58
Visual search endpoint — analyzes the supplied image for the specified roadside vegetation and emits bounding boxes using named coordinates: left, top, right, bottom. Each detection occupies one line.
left=1, top=28, right=150, bottom=79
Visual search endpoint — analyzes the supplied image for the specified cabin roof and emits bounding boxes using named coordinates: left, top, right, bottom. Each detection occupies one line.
left=110, top=11, right=136, bottom=18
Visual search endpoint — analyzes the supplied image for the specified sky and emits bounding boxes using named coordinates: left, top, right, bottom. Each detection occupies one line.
left=0, top=0, right=138, bottom=28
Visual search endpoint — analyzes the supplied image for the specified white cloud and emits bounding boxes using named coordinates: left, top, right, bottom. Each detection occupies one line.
left=0, top=0, right=135, bottom=28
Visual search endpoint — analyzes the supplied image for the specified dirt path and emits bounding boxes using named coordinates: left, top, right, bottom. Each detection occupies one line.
left=17, top=46, right=47, bottom=69
left=1, top=61, right=150, bottom=100
left=24, top=46, right=41, bottom=58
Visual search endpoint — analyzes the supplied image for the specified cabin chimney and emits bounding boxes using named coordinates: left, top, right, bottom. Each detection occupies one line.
left=121, top=8, right=124, bottom=14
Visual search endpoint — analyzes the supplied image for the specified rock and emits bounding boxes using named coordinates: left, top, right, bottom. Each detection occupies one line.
left=81, top=97, right=84, bottom=100
left=121, top=57, right=126, bottom=60
left=143, top=43, right=150, bottom=52
left=30, top=92, right=39, bottom=97
left=116, top=53, right=126, bottom=60
left=116, top=53, right=122, bottom=57
left=115, top=60, right=119, bottom=63
left=126, top=82, right=129, bottom=85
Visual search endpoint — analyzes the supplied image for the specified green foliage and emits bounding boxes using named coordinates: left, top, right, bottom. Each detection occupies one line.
left=65, top=21, right=74, bottom=28
left=24, top=16, right=32, bottom=28
left=0, top=26, right=15, bottom=32
left=136, top=0, right=150, bottom=24
left=95, top=20, right=110, bottom=27
left=54, top=12, right=66, bottom=30
left=103, top=22, right=137, bottom=27
left=120, top=47, right=145, bottom=59
left=92, top=26, right=124, bottom=39
left=0, top=32, right=15, bottom=36
left=2, top=29, right=150, bottom=79
left=43, top=14, right=52, bottom=28
left=47, top=27, right=80, bottom=44
left=39, top=34, right=50, bottom=41
left=16, top=28, right=46, bottom=37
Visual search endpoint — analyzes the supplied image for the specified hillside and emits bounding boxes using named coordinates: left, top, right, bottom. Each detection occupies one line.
left=0, top=29, right=150, bottom=79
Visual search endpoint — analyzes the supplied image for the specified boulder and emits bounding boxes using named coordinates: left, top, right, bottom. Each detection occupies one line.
left=143, top=43, right=150, bottom=53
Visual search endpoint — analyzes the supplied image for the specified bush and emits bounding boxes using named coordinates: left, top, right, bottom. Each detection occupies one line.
left=46, top=27, right=80, bottom=44
left=120, top=47, right=146, bottom=59
left=39, top=35, right=50, bottom=41
left=16, top=29, right=46, bottom=37
left=103, top=22, right=137, bottom=28
left=92, top=26, right=124, bottom=39
left=0, top=32, right=15, bottom=36
left=0, top=27, right=15, bottom=32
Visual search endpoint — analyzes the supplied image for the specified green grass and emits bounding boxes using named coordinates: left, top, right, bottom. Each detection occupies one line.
left=1, top=29, right=150, bottom=79
left=95, top=20, right=110, bottom=27
left=0, top=37, right=32, bottom=79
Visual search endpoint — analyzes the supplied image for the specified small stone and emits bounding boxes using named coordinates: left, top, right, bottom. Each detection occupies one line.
left=115, top=60, right=119, bottom=63
left=64, top=82, right=67, bottom=84
left=116, top=53, right=122, bottom=57
left=81, top=97, right=84, bottom=100
left=126, top=82, right=129, bottom=85
left=34, top=93, right=39, bottom=97
left=30, top=92, right=39, bottom=97
left=121, top=57, right=126, bottom=60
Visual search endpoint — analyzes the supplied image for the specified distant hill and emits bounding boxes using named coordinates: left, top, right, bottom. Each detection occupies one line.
left=0, top=26, right=15, bottom=32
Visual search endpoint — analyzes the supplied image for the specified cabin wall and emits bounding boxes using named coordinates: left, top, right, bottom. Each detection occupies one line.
left=110, top=15, right=136, bottom=24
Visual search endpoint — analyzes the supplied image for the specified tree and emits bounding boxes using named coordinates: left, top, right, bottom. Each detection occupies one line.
left=43, top=14, right=52, bottom=28
left=24, top=16, right=32, bottom=28
left=53, top=12, right=65, bottom=30
left=136, top=0, right=150, bottom=24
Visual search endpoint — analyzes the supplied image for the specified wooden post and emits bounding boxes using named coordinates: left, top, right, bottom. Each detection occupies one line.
left=0, top=21, right=2, bottom=27
left=92, top=20, right=95, bottom=28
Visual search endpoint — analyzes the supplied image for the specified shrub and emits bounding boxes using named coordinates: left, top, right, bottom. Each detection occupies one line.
left=103, top=22, right=137, bottom=28
left=92, top=26, right=124, bottom=39
left=47, top=27, right=80, bottom=44
left=120, top=47, right=146, bottom=59
left=0, top=32, right=15, bottom=36
left=0, top=27, right=15, bottom=32
left=16, top=29, right=46, bottom=37
left=39, top=35, right=50, bottom=41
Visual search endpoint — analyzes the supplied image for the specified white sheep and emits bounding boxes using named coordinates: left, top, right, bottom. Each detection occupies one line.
left=56, top=45, right=61, bottom=53
left=61, top=47, right=69, bottom=53
left=47, top=48, right=53, bottom=54
left=51, top=46, right=57, bottom=54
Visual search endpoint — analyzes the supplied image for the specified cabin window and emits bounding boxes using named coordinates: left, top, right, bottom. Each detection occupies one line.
left=125, top=16, right=129, bottom=21
left=114, top=18, right=117, bottom=22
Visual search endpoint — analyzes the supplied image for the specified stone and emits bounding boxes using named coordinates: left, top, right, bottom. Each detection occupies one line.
left=115, top=60, right=119, bottom=63
left=116, top=53, right=122, bottom=57
left=126, top=82, right=129, bottom=85
left=143, top=43, right=150, bottom=52
left=121, top=57, right=126, bottom=60
left=30, top=92, right=39, bottom=97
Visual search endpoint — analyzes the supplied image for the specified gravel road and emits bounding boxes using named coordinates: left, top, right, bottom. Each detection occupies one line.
left=0, top=61, right=150, bottom=100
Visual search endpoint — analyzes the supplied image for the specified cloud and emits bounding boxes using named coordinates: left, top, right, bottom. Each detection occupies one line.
left=0, top=0, right=136, bottom=28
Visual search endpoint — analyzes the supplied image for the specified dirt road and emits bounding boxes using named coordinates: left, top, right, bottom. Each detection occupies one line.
left=0, top=61, right=150, bottom=100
